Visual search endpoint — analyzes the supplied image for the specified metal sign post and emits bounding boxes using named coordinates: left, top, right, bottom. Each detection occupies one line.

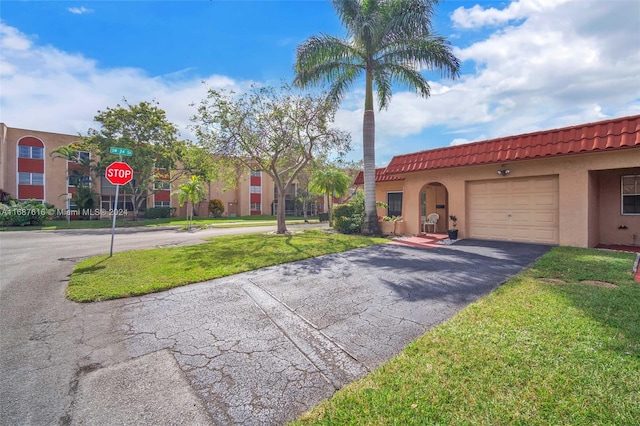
left=106, top=148, right=133, bottom=257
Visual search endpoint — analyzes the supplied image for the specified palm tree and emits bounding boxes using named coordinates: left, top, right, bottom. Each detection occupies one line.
left=294, top=0, right=460, bottom=234
left=174, top=175, right=206, bottom=229
left=309, top=168, right=351, bottom=224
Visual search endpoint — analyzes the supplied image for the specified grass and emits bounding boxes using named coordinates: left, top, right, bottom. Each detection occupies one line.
left=293, top=247, right=640, bottom=425
left=1, top=215, right=318, bottom=231
left=67, top=230, right=386, bottom=302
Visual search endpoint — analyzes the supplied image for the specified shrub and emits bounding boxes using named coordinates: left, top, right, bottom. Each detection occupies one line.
left=333, top=193, right=365, bottom=234
left=1, top=199, right=54, bottom=226
left=143, top=207, right=173, bottom=219
left=208, top=199, right=225, bottom=217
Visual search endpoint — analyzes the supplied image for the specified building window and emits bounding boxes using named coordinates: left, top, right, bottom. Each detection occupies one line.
left=154, top=181, right=170, bottom=190
left=250, top=202, right=261, bottom=211
left=77, top=151, right=90, bottom=162
left=18, top=145, right=44, bottom=159
left=250, top=169, right=261, bottom=177
left=154, top=201, right=170, bottom=207
left=69, top=175, right=91, bottom=187
left=18, top=172, right=44, bottom=185
left=250, top=185, right=261, bottom=194
left=387, top=192, right=403, bottom=218
left=622, top=175, right=640, bottom=215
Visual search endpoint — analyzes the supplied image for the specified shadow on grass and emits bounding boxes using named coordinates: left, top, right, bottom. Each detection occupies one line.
left=537, top=248, right=639, bottom=356
left=73, top=256, right=109, bottom=274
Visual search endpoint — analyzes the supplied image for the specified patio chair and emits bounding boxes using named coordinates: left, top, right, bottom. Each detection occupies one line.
left=423, top=213, right=439, bottom=233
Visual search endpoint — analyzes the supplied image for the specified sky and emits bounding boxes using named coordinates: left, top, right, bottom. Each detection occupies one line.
left=1, top=0, right=639, bottom=166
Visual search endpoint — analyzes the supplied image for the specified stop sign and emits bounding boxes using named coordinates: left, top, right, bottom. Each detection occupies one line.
left=105, top=161, right=133, bottom=185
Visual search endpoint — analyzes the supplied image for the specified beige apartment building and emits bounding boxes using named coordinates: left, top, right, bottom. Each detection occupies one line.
left=0, top=123, right=300, bottom=218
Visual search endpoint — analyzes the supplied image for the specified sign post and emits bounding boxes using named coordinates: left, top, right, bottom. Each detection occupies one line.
left=105, top=160, right=134, bottom=256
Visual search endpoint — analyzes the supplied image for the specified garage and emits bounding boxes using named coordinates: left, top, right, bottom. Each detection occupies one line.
left=466, top=175, right=559, bottom=244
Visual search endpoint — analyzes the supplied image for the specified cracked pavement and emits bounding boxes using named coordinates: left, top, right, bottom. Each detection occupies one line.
left=0, top=227, right=550, bottom=425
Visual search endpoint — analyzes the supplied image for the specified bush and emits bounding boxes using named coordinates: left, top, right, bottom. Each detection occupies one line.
left=318, top=212, right=329, bottom=222
left=1, top=199, right=54, bottom=226
left=333, top=193, right=365, bottom=234
left=143, top=207, right=174, bottom=219
left=208, top=199, right=225, bottom=218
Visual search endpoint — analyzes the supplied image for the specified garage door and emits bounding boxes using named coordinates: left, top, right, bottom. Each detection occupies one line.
left=467, top=175, right=559, bottom=244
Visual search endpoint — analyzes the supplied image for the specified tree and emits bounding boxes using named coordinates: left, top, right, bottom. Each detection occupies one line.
left=83, top=100, right=182, bottom=219
left=50, top=146, right=97, bottom=220
left=191, top=83, right=350, bottom=234
left=174, top=175, right=206, bottom=229
left=309, top=167, right=351, bottom=224
left=294, top=0, right=460, bottom=234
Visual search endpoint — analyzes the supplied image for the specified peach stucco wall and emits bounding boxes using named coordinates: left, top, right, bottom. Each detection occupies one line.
left=385, top=148, right=639, bottom=247
left=595, top=168, right=640, bottom=246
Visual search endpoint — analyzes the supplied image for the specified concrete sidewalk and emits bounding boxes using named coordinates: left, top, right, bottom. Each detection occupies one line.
left=69, top=239, right=550, bottom=425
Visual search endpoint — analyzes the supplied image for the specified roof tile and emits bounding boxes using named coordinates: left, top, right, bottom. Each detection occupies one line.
left=386, top=115, right=640, bottom=175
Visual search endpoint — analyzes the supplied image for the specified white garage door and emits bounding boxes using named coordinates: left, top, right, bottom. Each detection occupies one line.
left=467, top=175, right=559, bottom=244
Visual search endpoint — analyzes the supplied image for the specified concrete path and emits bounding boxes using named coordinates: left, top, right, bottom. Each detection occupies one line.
left=0, top=228, right=550, bottom=425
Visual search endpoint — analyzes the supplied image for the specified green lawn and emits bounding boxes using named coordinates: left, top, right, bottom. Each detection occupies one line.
left=67, top=230, right=386, bottom=302
left=1, top=215, right=318, bottom=231
left=293, top=247, right=640, bottom=425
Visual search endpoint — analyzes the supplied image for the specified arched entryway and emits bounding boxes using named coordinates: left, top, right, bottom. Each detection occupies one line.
left=418, top=182, right=448, bottom=233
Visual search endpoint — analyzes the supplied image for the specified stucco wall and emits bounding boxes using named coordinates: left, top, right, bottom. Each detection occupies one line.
left=384, top=148, right=640, bottom=247
left=596, top=168, right=640, bottom=246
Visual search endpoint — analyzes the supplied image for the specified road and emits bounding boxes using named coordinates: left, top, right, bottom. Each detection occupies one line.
left=0, top=224, right=321, bottom=425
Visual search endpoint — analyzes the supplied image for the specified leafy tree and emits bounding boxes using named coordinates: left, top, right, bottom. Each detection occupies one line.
left=174, top=175, right=206, bottom=229
left=83, top=100, right=182, bottom=219
left=294, top=0, right=460, bottom=234
left=309, top=167, right=351, bottom=224
left=191, top=83, right=350, bottom=234
left=208, top=199, right=225, bottom=218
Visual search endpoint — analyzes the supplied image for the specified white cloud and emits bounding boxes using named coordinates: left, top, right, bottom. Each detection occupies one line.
left=0, top=23, right=245, bottom=139
left=451, top=0, right=571, bottom=29
left=68, top=7, right=94, bottom=15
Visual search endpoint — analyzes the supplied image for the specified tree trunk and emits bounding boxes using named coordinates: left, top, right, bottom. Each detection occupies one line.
left=276, top=187, right=287, bottom=234
left=361, top=110, right=380, bottom=235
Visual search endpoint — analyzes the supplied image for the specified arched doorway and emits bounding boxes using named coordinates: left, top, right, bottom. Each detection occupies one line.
left=418, top=182, right=448, bottom=233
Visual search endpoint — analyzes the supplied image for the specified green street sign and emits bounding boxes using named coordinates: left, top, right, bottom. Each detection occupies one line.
left=110, top=147, right=133, bottom=156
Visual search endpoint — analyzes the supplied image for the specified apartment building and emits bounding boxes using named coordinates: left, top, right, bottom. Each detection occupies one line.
left=0, top=123, right=291, bottom=218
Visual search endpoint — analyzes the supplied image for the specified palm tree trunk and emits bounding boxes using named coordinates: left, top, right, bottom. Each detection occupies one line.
left=361, top=70, right=381, bottom=235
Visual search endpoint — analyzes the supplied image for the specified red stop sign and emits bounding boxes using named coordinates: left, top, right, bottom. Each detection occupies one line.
left=105, top=161, right=133, bottom=185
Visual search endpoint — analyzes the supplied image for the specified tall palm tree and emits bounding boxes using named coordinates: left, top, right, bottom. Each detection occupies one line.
left=309, top=167, right=351, bottom=223
left=174, top=175, right=206, bottom=229
left=294, top=0, right=459, bottom=234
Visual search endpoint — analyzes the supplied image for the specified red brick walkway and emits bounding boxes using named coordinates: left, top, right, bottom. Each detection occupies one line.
left=388, top=233, right=452, bottom=250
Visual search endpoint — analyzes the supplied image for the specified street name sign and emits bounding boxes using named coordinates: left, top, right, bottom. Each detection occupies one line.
left=109, top=147, right=133, bottom=156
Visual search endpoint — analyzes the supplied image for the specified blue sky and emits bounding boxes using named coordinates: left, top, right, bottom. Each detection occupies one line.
left=1, top=0, right=639, bottom=166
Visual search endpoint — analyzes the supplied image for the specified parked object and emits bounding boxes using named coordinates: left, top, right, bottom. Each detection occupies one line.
left=448, top=215, right=458, bottom=240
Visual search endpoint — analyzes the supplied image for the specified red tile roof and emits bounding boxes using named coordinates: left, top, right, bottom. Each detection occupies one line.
left=353, top=167, right=404, bottom=185
left=386, top=115, right=640, bottom=174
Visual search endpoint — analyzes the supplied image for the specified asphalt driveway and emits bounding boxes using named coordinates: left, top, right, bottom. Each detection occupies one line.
left=65, top=239, right=551, bottom=425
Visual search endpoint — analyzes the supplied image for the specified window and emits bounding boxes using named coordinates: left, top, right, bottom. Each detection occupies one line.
left=251, top=202, right=261, bottom=211
left=18, top=172, right=44, bottom=185
left=154, top=181, right=170, bottom=190
left=622, top=175, right=640, bottom=214
left=155, top=201, right=170, bottom=208
left=68, top=175, right=91, bottom=187
left=250, top=169, right=261, bottom=177
left=250, top=185, right=261, bottom=194
left=387, top=192, right=403, bottom=218
left=18, top=145, right=44, bottom=159
left=77, top=151, right=90, bottom=162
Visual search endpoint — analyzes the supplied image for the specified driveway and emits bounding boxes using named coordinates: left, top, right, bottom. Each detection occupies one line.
left=0, top=229, right=550, bottom=425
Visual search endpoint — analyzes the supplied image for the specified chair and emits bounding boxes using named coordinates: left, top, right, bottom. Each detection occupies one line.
left=422, top=213, right=439, bottom=233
